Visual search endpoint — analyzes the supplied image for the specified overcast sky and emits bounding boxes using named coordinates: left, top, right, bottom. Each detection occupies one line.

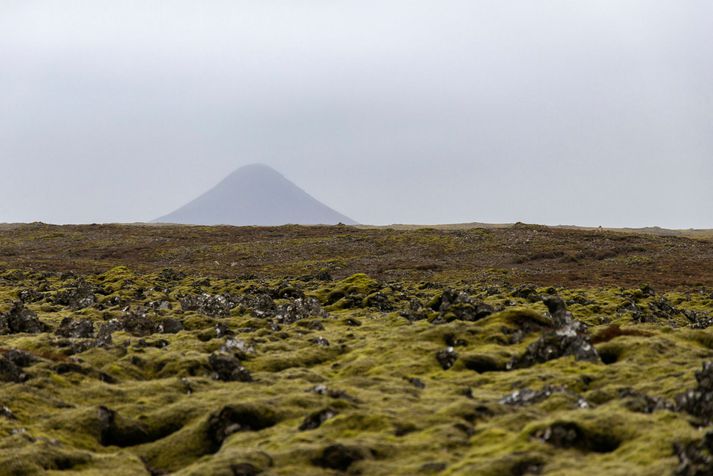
left=1, top=1, right=711, bottom=227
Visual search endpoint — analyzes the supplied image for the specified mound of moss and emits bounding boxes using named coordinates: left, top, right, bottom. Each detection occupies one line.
left=0, top=266, right=712, bottom=474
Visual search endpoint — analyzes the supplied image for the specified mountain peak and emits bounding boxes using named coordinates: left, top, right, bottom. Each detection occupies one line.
left=223, top=163, right=287, bottom=183
left=155, top=164, right=357, bottom=226
left=230, top=163, right=281, bottom=174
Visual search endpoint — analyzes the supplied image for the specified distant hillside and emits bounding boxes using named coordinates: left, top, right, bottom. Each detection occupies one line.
left=358, top=222, right=713, bottom=239
left=2, top=222, right=713, bottom=289
left=155, top=164, right=356, bottom=226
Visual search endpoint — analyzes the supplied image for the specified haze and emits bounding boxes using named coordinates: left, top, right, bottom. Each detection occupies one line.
left=1, top=1, right=711, bottom=228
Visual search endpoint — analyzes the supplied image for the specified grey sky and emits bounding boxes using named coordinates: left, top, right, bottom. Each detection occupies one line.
left=1, top=1, right=711, bottom=227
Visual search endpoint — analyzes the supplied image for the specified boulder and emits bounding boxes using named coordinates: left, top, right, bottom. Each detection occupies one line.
left=0, top=302, right=49, bottom=334
left=55, top=317, right=95, bottom=338
left=209, top=352, right=252, bottom=382
left=436, top=347, right=458, bottom=370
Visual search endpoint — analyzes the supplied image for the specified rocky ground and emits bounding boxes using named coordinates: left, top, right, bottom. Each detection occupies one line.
left=1, top=224, right=713, bottom=475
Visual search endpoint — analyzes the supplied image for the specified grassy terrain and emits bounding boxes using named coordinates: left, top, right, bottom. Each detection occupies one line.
left=0, top=224, right=712, bottom=475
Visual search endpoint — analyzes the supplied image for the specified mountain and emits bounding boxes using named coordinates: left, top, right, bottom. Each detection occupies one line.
left=155, top=164, right=357, bottom=226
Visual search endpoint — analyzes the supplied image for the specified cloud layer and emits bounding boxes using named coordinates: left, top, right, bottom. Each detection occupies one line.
left=1, top=1, right=711, bottom=227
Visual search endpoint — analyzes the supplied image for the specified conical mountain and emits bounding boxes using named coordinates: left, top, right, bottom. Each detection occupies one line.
left=155, top=164, right=357, bottom=226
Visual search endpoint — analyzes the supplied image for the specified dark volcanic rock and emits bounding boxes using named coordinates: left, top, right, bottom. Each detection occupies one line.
left=271, top=281, right=305, bottom=300
left=511, top=285, right=540, bottom=302
left=500, top=386, right=590, bottom=408
left=533, top=422, right=619, bottom=453
left=18, top=288, right=44, bottom=303
left=121, top=308, right=159, bottom=336
left=648, top=297, right=681, bottom=321
left=511, top=459, right=544, bottom=475
left=619, top=388, right=674, bottom=414
left=618, top=300, right=645, bottom=321
left=180, top=293, right=238, bottom=317
left=230, top=463, right=262, bottom=476
left=400, top=299, right=430, bottom=322
left=158, top=318, right=183, bottom=334
left=310, top=385, right=358, bottom=402
left=542, top=295, right=572, bottom=327
left=511, top=321, right=599, bottom=368
left=510, top=298, right=599, bottom=369
left=53, top=280, right=97, bottom=309
left=4, top=349, right=37, bottom=368
left=676, top=362, right=713, bottom=424
left=298, top=407, right=338, bottom=431
left=55, top=317, right=95, bottom=338
left=147, top=300, right=172, bottom=312
left=215, top=323, right=234, bottom=339
left=209, top=352, right=252, bottom=382
left=640, top=284, right=656, bottom=297
left=314, top=444, right=369, bottom=471
left=684, top=310, right=713, bottom=330
left=407, top=377, right=426, bottom=389
left=158, top=268, right=186, bottom=282
left=0, top=406, right=16, bottom=420
left=431, top=289, right=494, bottom=322
left=674, top=431, right=713, bottom=476
left=221, top=338, right=256, bottom=359
left=92, top=405, right=180, bottom=449
left=436, top=347, right=459, bottom=370
left=462, top=354, right=506, bottom=374
left=0, top=355, right=25, bottom=383
left=97, top=406, right=151, bottom=447
left=275, top=298, right=328, bottom=324
left=54, top=362, right=89, bottom=375
left=0, top=301, right=49, bottom=334
left=310, top=336, right=330, bottom=347
left=444, top=333, right=468, bottom=347
left=364, top=292, right=394, bottom=311
left=96, top=320, right=122, bottom=347
left=344, top=317, right=362, bottom=327
left=247, top=294, right=277, bottom=318
left=207, top=405, right=279, bottom=453
left=500, top=387, right=559, bottom=406
left=135, top=338, right=169, bottom=350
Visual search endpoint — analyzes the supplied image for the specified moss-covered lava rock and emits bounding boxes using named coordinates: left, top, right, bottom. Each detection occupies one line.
left=0, top=224, right=712, bottom=474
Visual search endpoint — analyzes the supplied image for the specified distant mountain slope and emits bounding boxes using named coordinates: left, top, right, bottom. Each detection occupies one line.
left=155, top=164, right=356, bottom=226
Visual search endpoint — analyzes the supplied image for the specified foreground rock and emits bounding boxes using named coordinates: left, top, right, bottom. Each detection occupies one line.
left=532, top=421, right=619, bottom=453
left=207, top=405, right=279, bottom=453
left=676, top=362, right=713, bottom=425
left=275, top=297, right=328, bottom=324
left=430, top=289, right=494, bottom=323
left=121, top=308, right=159, bottom=336
left=52, top=279, right=97, bottom=310
left=436, top=347, right=459, bottom=370
left=510, top=296, right=599, bottom=368
left=299, top=408, right=338, bottom=431
left=180, top=293, right=238, bottom=317
left=0, top=302, right=49, bottom=334
left=55, top=317, right=94, bottom=338
left=674, top=431, right=713, bottom=476
left=314, top=444, right=371, bottom=471
left=209, top=352, right=253, bottom=382
left=0, top=349, right=36, bottom=383
left=500, top=385, right=590, bottom=408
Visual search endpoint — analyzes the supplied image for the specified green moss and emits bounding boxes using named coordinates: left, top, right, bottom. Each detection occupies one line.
left=0, top=262, right=711, bottom=474
left=312, top=273, right=381, bottom=310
